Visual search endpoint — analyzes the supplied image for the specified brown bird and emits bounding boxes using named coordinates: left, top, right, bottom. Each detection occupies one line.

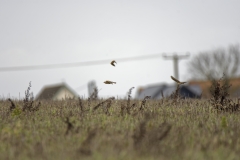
left=171, top=76, right=187, bottom=85
left=104, top=80, right=116, bottom=84
left=110, top=60, right=117, bottom=67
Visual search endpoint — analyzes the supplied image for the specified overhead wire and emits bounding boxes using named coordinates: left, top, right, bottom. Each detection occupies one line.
left=0, top=53, right=165, bottom=72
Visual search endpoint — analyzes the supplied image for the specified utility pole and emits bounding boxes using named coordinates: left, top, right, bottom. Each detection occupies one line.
left=163, top=53, right=190, bottom=80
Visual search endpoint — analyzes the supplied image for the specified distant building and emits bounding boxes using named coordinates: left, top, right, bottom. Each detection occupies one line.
left=135, top=83, right=201, bottom=99
left=189, top=77, right=240, bottom=98
left=36, top=82, right=78, bottom=100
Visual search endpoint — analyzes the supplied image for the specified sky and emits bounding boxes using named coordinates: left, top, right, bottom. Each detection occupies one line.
left=0, top=0, right=240, bottom=99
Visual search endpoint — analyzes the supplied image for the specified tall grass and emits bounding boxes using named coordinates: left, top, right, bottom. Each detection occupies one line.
left=0, top=78, right=240, bottom=160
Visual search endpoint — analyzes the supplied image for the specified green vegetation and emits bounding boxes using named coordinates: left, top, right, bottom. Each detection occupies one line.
left=1, top=79, right=240, bottom=160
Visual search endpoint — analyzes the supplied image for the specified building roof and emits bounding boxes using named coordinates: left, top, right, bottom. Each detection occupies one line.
left=35, top=82, right=78, bottom=100
left=135, top=83, right=201, bottom=99
left=137, top=83, right=168, bottom=99
left=189, top=77, right=240, bottom=98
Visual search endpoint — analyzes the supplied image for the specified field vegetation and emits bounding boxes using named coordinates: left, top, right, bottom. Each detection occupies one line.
left=1, top=78, right=240, bottom=160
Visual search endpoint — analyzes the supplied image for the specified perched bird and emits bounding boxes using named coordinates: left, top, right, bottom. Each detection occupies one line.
left=171, top=76, right=187, bottom=85
left=104, top=80, right=116, bottom=84
left=110, top=60, right=117, bottom=67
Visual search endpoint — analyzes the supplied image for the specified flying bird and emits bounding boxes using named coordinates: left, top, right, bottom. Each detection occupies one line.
left=104, top=80, right=116, bottom=84
left=171, top=76, right=187, bottom=85
left=110, top=60, right=117, bottom=67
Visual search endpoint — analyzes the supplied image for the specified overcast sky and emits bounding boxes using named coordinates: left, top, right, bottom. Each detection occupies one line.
left=0, top=0, right=240, bottom=99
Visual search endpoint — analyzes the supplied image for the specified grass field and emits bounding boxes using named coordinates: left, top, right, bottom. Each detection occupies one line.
left=1, top=81, right=240, bottom=160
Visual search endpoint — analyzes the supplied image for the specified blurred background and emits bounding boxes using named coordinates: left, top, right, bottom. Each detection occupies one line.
left=0, top=0, right=240, bottom=99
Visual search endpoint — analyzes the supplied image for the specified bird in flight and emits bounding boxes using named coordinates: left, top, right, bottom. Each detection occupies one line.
left=110, top=60, right=117, bottom=67
left=104, top=80, right=116, bottom=84
left=171, top=76, right=187, bottom=85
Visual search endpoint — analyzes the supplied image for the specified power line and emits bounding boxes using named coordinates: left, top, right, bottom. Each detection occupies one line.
left=0, top=53, right=164, bottom=72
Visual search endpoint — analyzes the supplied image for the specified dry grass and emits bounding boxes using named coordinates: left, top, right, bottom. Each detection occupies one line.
left=1, top=98, right=240, bottom=160
left=210, top=76, right=240, bottom=112
left=1, top=79, right=240, bottom=160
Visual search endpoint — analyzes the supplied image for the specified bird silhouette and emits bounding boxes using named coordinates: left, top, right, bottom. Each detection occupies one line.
left=110, top=60, right=117, bottom=67
left=171, top=76, right=187, bottom=85
left=104, top=80, right=116, bottom=84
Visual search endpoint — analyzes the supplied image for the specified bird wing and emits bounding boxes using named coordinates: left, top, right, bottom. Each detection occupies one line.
left=110, top=60, right=117, bottom=66
left=171, top=76, right=180, bottom=83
